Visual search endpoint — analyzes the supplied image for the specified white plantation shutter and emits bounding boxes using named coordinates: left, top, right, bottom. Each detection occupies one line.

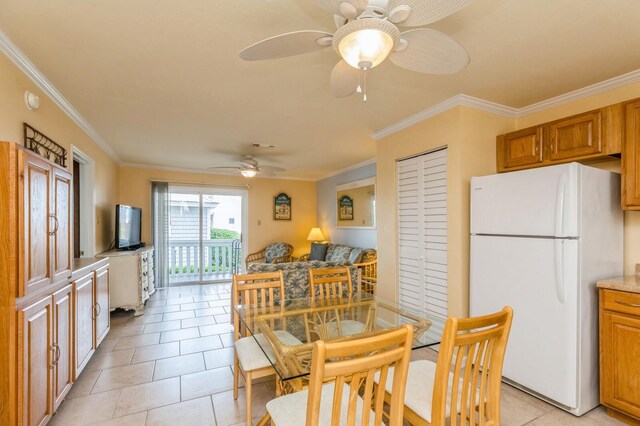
left=397, top=148, right=448, bottom=321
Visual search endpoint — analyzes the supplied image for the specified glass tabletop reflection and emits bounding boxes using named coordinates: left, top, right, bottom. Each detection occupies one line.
left=235, top=292, right=445, bottom=383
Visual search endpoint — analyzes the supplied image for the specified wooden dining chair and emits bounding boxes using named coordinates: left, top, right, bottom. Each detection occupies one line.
left=232, top=272, right=301, bottom=426
left=308, top=267, right=365, bottom=337
left=260, top=324, right=414, bottom=426
left=375, top=307, right=514, bottom=426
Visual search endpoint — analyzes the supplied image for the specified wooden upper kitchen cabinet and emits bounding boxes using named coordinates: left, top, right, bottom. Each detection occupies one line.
left=600, top=288, right=640, bottom=423
left=623, top=99, right=640, bottom=210
left=496, top=126, right=544, bottom=170
left=497, top=104, right=623, bottom=172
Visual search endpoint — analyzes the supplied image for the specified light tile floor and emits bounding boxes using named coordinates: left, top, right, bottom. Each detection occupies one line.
left=50, top=283, right=625, bottom=426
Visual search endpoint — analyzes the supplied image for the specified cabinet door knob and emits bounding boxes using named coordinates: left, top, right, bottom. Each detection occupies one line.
left=49, top=345, right=57, bottom=369
left=48, top=213, right=59, bottom=236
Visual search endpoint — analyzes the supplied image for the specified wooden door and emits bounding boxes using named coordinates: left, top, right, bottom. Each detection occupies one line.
left=21, top=152, right=52, bottom=296
left=74, top=273, right=95, bottom=378
left=51, top=168, right=72, bottom=284
left=94, top=266, right=110, bottom=346
left=623, top=100, right=640, bottom=210
left=601, top=310, right=640, bottom=418
left=52, top=284, right=73, bottom=410
left=549, top=110, right=602, bottom=161
left=496, top=126, right=544, bottom=171
left=20, top=296, right=54, bottom=426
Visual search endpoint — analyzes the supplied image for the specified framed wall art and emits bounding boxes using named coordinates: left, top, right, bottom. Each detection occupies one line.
left=274, top=192, right=291, bottom=220
left=338, top=195, right=354, bottom=221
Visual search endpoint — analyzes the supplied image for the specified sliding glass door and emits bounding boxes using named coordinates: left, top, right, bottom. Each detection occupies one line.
left=165, top=186, right=246, bottom=285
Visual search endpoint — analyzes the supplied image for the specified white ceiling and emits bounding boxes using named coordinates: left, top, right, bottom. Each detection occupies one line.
left=2, top=0, right=640, bottom=180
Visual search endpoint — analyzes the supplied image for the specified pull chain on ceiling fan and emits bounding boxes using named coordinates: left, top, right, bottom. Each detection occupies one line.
left=239, top=0, right=472, bottom=101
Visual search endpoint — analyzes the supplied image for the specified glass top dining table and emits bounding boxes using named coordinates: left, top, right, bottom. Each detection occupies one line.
left=235, top=292, right=445, bottom=387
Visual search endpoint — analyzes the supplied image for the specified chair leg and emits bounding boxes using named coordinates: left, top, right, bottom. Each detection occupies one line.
left=233, top=354, right=240, bottom=400
left=256, top=412, right=271, bottom=426
left=245, top=371, right=253, bottom=426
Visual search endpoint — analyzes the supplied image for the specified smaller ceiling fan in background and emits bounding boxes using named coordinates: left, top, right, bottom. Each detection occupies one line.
left=208, top=155, right=286, bottom=178
left=239, top=0, right=472, bottom=101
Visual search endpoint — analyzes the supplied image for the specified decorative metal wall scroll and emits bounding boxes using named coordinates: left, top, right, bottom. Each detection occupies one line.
left=23, top=123, right=67, bottom=167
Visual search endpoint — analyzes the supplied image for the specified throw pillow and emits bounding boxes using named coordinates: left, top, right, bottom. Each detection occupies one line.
left=348, top=248, right=364, bottom=264
left=308, top=242, right=328, bottom=261
left=327, top=245, right=352, bottom=262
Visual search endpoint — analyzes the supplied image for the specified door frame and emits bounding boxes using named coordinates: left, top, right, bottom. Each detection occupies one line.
left=167, top=185, right=248, bottom=284
left=71, top=146, right=96, bottom=258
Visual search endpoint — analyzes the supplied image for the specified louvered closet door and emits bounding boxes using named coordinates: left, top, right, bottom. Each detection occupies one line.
left=397, top=148, right=448, bottom=321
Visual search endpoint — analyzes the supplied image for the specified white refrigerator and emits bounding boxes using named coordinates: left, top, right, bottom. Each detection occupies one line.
left=469, top=163, right=623, bottom=416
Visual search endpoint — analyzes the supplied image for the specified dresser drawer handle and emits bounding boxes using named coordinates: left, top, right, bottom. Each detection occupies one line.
left=615, top=300, right=640, bottom=308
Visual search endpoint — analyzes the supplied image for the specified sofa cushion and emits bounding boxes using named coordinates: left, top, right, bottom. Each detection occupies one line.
left=264, top=242, right=291, bottom=263
left=247, top=260, right=357, bottom=300
left=360, top=249, right=377, bottom=263
left=309, top=242, right=328, bottom=261
left=348, top=248, right=364, bottom=264
left=326, top=245, right=353, bottom=262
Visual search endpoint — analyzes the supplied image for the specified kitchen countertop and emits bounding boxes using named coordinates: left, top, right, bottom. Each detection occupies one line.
left=597, top=265, right=640, bottom=294
left=71, top=256, right=109, bottom=281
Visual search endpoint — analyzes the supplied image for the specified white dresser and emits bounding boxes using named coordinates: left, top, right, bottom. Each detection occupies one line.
left=97, top=246, right=155, bottom=315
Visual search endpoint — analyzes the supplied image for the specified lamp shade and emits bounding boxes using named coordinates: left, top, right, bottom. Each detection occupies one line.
left=307, top=227, right=325, bottom=242
left=338, top=29, right=394, bottom=69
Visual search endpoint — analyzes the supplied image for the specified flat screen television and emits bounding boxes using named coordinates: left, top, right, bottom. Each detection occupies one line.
left=115, top=204, right=142, bottom=250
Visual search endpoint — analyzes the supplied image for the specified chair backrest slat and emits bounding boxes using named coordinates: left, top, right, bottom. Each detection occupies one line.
left=433, top=307, right=513, bottom=426
left=232, top=271, right=285, bottom=339
left=305, top=325, right=413, bottom=426
left=309, top=267, right=353, bottom=302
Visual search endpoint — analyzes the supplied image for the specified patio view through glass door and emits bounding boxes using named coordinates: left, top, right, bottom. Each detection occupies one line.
left=166, top=186, right=246, bottom=285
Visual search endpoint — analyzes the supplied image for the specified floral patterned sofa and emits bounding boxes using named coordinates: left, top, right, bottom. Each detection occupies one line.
left=244, top=242, right=294, bottom=269
left=246, top=244, right=376, bottom=299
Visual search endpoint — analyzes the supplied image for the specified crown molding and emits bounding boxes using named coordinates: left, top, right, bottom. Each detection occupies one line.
left=316, top=157, right=377, bottom=181
left=372, top=68, right=640, bottom=140
left=516, top=68, right=640, bottom=116
left=120, top=162, right=317, bottom=182
left=371, top=94, right=518, bottom=140
left=0, top=29, right=121, bottom=163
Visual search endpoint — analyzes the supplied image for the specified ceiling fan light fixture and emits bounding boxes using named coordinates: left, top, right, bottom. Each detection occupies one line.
left=333, top=19, right=400, bottom=69
left=240, top=169, right=257, bottom=178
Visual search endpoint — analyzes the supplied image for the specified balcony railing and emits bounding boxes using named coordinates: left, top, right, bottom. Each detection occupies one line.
left=168, top=239, right=241, bottom=283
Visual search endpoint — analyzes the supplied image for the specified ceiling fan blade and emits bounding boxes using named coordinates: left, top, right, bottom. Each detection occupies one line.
left=239, top=30, right=334, bottom=61
left=207, top=166, right=241, bottom=171
left=330, top=60, right=361, bottom=98
left=258, top=170, right=277, bottom=178
left=387, top=0, right=472, bottom=26
left=390, top=29, right=469, bottom=74
left=258, top=165, right=286, bottom=172
left=314, top=0, right=368, bottom=19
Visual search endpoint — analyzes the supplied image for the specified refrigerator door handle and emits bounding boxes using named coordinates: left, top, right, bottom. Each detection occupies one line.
left=555, top=239, right=566, bottom=303
left=554, top=173, right=568, bottom=237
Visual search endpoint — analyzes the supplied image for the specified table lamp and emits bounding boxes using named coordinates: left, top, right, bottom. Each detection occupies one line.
left=307, top=227, right=326, bottom=242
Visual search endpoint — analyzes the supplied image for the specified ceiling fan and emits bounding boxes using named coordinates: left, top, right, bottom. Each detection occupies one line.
left=239, top=0, right=472, bottom=100
left=208, top=155, right=286, bottom=178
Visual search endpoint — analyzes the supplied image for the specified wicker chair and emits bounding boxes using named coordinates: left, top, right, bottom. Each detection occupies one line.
left=245, top=242, right=294, bottom=269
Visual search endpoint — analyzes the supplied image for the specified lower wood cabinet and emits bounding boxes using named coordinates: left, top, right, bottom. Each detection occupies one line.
left=74, top=272, right=96, bottom=379
left=95, top=266, right=110, bottom=346
left=600, top=288, right=640, bottom=423
left=20, top=296, right=54, bottom=426
left=52, top=285, right=73, bottom=410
